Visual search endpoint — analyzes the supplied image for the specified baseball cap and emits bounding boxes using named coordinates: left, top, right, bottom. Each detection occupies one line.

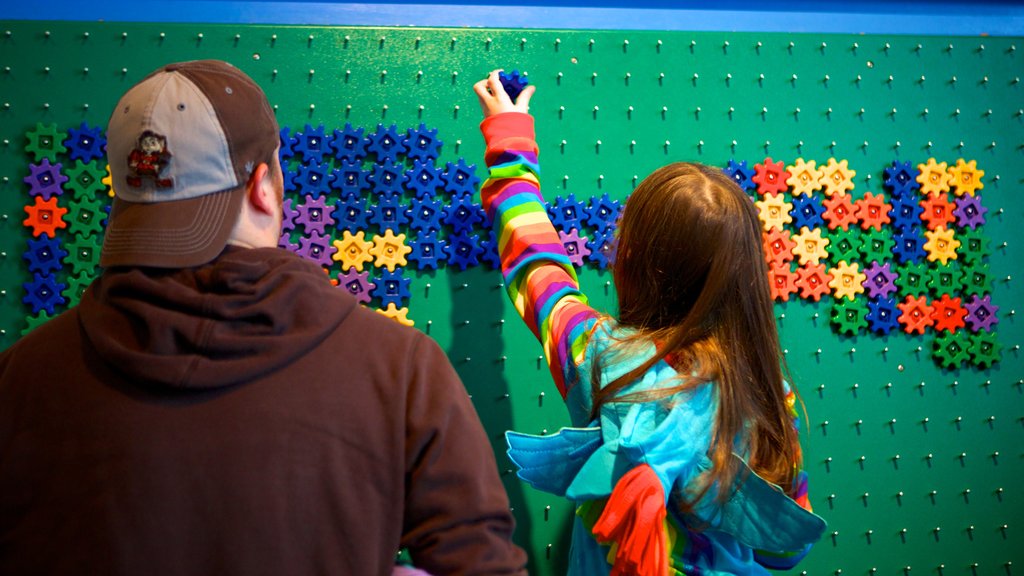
left=102, top=60, right=280, bottom=268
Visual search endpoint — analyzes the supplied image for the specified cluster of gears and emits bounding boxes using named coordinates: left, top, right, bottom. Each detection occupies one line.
left=728, top=156, right=999, bottom=369
left=17, top=119, right=1001, bottom=368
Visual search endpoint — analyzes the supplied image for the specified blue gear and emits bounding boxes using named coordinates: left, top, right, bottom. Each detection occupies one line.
left=789, top=194, right=825, bottom=229
left=585, top=229, right=617, bottom=269
left=63, top=122, right=106, bottom=163
left=866, top=296, right=900, bottom=335
left=407, top=197, right=444, bottom=234
left=499, top=70, right=530, bottom=101
left=331, top=196, right=370, bottom=233
left=367, top=124, right=408, bottom=163
left=480, top=229, right=502, bottom=270
left=724, top=159, right=756, bottom=192
left=407, top=231, right=448, bottom=270
left=367, top=161, right=407, bottom=199
left=406, top=159, right=444, bottom=199
left=548, top=194, right=587, bottom=233
left=883, top=160, right=920, bottom=198
left=441, top=159, right=480, bottom=196
left=22, top=272, right=67, bottom=315
left=403, top=124, right=443, bottom=163
left=23, top=236, right=68, bottom=275
left=331, top=159, right=371, bottom=200
left=282, top=163, right=300, bottom=193
left=372, top=268, right=412, bottom=308
left=367, top=195, right=409, bottom=233
left=892, top=225, right=927, bottom=264
left=294, top=124, right=329, bottom=164
left=444, top=231, right=484, bottom=271
left=443, top=194, right=485, bottom=235
left=279, top=127, right=299, bottom=161
left=294, top=159, right=334, bottom=199
left=329, top=123, right=369, bottom=163
left=584, top=193, right=622, bottom=234
left=889, top=194, right=924, bottom=231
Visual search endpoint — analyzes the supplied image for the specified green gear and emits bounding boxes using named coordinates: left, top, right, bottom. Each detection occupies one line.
left=20, top=311, right=55, bottom=336
left=25, top=122, right=68, bottom=163
left=65, top=160, right=109, bottom=199
left=66, top=195, right=107, bottom=238
left=859, top=228, right=895, bottom=263
left=961, top=263, right=993, bottom=297
left=829, top=228, right=862, bottom=264
left=932, top=331, right=971, bottom=370
left=968, top=332, right=1001, bottom=369
left=957, top=228, right=990, bottom=265
left=63, top=232, right=103, bottom=277
left=830, top=297, right=869, bottom=336
left=895, top=261, right=930, bottom=298
left=62, top=270, right=97, bottom=307
left=927, top=262, right=962, bottom=298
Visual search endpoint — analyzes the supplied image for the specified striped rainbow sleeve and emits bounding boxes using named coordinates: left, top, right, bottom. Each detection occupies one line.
left=479, top=112, right=600, bottom=399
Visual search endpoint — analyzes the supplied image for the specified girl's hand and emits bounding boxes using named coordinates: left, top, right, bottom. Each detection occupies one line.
left=473, top=69, right=536, bottom=119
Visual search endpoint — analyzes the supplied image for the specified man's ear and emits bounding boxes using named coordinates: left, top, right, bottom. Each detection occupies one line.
left=245, top=162, right=275, bottom=215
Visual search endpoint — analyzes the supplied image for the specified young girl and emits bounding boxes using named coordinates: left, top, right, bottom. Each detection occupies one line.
left=474, top=70, right=825, bottom=575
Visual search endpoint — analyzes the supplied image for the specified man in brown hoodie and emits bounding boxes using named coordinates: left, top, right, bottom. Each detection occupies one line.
left=0, top=60, right=527, bottom=576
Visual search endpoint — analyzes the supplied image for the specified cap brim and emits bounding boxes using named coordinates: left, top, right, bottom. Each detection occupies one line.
left=100, top=184, right=246, bottom=269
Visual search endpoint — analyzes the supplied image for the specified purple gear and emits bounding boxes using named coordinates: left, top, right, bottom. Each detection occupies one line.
left=480, top=229, right=501, bottom=270
left=892, top=226, right=927, bottom=264
left=559, top=229, right=591, bottom=267
left=953, top=194, right=987, bottom=230
left=443, top=194, right=485, bottom=235
left=281, top=197, right=300, bottom=233
left=295, top=194, right=336, bottom=236
left=277, top=231, right=300, bottom=253
left=406, top=159, right=444, bottom=199
left=331, top=159, right=371, bottom=200
left=440, top=158, right=480, bottom=196
left=367, top=124, right=408, bottom=162
left=499, top=70, right=530, bottom=101
left=337, top=269, right=375, bottom=304
left=367, top=195, right=409, bottom=233
left=24, top=159, right=68, bottom=200
left=548, top=194, right=587, bottom=233
left=789, top=194, right=825, bottom=229
left=407, top=231, right=448, bottom=270
left=372, top=267, right=412, bottom=308
left=883, top=160, right=920, bottom=198
left=585, top=229, right=617, bottom=269
left=862, top=261, right=899, bottom=299
left=584, top=193, right=622, bottom=234
left=23, top=236, right=68, bottom=275
left=866, top=296, right=900, bottom=335
left=63, top=122, right=106, bottom=163
left=329, top=123, right=370, bottom=163
left=279, top=127, right=299, bottom=161
left=407, top=196, right=444, bottom=234
left=403, top=124, right=443, bottom=163
left=724, top=159, right=756, bottom=192
left=297, top=230, right=337, bottom=267
left=964, top=293, right=999, bottom=332
left=367, top=161, right=407, bottom=199
left=294, top=124, right=329, bottom=164
left=294, top=159, right=334, bottom=199
left=444, top=231, right=484, bottom=270
left=22, top=272, right=67, bottom=315
left=332, top=196, right=370, bottom=232
left=888, top=194, right=924, bottom=231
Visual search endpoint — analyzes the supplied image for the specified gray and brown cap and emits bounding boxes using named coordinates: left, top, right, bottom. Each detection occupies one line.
left=103, top=60, right=279, bottom=268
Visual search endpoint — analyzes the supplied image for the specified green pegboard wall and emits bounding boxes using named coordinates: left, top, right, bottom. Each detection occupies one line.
left=1, top=21, right=1022, bottom=575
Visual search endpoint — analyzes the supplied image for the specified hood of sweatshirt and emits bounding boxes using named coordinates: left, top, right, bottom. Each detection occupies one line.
left=78, top=246, right=355, bottom=389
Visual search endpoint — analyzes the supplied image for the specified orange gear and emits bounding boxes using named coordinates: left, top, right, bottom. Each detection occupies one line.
left=23, top=196, right=68, bottom=237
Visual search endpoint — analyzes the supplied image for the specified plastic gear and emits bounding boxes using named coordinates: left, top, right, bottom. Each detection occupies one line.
left=923, top=227, right=960, bottom=264
left=294, top=124, right=330, bottom=164
left=794, top=263, right=833, bottom=301
left=916, top=158, right=952, bottom=196
left=828, top=229, right=862, bottom=265
left=755, top=193, right=793, bottom=231
left=332, top=196, right=370, bottom=233
left=66, top=195, right=107, bottom=238
left=294, top=159, right=334, bottom=199
left=859, top=228, right=895, bottom=263
left=862, top=261, right=899, bottom=299
left=961, top=264, right=993, bottom=297
left=282, top=163, right=301, bottom=194
left=932, top=332, right=971, bottom=370
left=785, top=158, right=823, bottom=197
left=20, top=311, right=55, bottom=336
left=559, top=229, right=591, bottom=267
left=895, top=262, right=930, bottom=298
left=751, top=157, right=791, bottom=196
left=63, top=232, right=102, bottom=277
left=919, top=194, right=956, bottom=230
left=584, top=193, right=622, bottom=234
left=828, top=260, right=866, bottom=301
left=403, top=123, right=443, bottom=163
left=371, top=268, right=412, bottom=308
left=499, top=69, right=530, bottom=101
left=897, top=295, right=935, bottom=334
left=762, top=228, right=796, bottom=267
left=480, top=230, right=502, bottom=270
left=331, top=160, right=371, bottom=200
left=956, top=229, right=990, bottom=265
left=822, top=193, right=859, bottom=231
left=281, top=198, right=300, bottom=233
left=297, top=230, right=338, bottom=268
left=818, top=158, right=856, bottom=196
left=866, top=296, right=900, bottom=335
left=953, top=194, right=987, bottom=230
left=768, top=263, right=799, bottom=302
left=407, top=197, right=444, bottom=234
left=368, top=160, right=408, bottom=199
left=790, top=226, right=830, bottom=266
left=331, top=230, right=375, bottom=272
left=24, top=158, right=68, bottom=200
left=329, top=123, right=370, bottom=163
left=967, top=332, right=1000, bottom=368
left=892, top=226, right=927, bottom=264
left=883, top=160, right=920, bottom=197
left=830, top=298, right=869, bottom=336
left=376, top=303, right=415, bottom=327
left=64, top=160, right=108, bottom=200
left=370, top=229, right=412, bottom=271
left=367, top=195, right=410, bottom=233
left=888, top=194, right=924, bottom=231
left=926, top=263, right=962, bottom=298
left=406, top=159, right=444, bottom=199
left=367, top=124, right=408, bottom=163
left=443, top=194, right=486, bottom=235
left=62, top=270, right=96, bottom=308
left=294, top=194, right=336, bottom=235
left=22, top=272, right=67, bottom=315
left=23, top=236, right=68, bottom=275
left=440, top=158, right=480, bottom=196
left=277, top=230, right=300, bottom=253
left=854, top=192, right=892, bottom=231
left=407, top=231, right=448, bottom=270
left=25, top=123, right=67, bottom=163
left=724, top=159, right=756, bottom=192
left=548, top=194, right=588, bottom=232
left=585, top=229, right=616, bottom=269
left=279, top=126, right=299, bottom=161
left=23, top=196, right=68, bottom=238
left=789, top=195, right=825, bottom=229
left=930, top=294, right=966, bottom=332
left=337, top=269, right=375, bottom=304
left=947, top=158, right=984, bottom=197
left=444, top=231, right=484, bottom=270
left=964, top=294, right=999, bottom=332
left=63, top=122, right=106, bottom=163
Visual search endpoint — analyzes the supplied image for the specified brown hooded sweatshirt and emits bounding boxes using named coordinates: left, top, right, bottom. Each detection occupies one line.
left=0, top=246, right=527, bottom=576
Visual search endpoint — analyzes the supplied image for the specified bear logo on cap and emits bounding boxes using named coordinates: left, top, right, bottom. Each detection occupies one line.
left=126, top=130, right=174, bottom=189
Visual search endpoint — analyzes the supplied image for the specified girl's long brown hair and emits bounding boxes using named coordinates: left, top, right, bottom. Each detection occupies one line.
left=591, top=162, right=799, bottom=507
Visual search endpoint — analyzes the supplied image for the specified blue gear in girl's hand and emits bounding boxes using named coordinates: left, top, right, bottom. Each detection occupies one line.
left=892, top=226, right=927, bottom=264
left=480, top=230, right=502, bottom=270
left=331, top=159, right=371, bottom=200
left=548, top=194, right=587, bottom=233
left=403, top=124, right=443, bottom=163
left=24, top=236, right=68, bottom=275
left=367, top=194, right=409, bottom=234
left=441, top=159, right=480, bottom=196
left=279, top=127, right=299, bottom=161
left=63, top=122, right=106, bottom=163
left=406, top=159, right=444, bottom=199
left=883, top=160, right=920, bottom=197
left=367, top=124, right=408, bottom=163
left=584, top=193, right=622, bottom=234
left=585, top=229, right=617, bottom=269
left=294, top=159, right=334, bottom=199
left=367, top=161, right=407, bottom=199
left=329, top=123, right=370, bottom=163
left=444, top=231, right=484, bottom=270
left=22, top=272, right=67, bottom=315
left=789, top=194, right=825, bottom=229
left=372, top=268, right=412, bottom=308
left=331, top=196, right=370, bottom=233
left=294, top=124, right=329, bottom=164
left=406, top=196, right=444, bottom=234
left=499, top=70, right=530, bottom=101
left=866, top=296, right=900, bottom=335
left=407, top=231, right=448, bottom=270
left=443, top=194, right=486, bottom=235
left=888, top=194, right=924, bottom=231
left=724, top=159, right=756, bottom=192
